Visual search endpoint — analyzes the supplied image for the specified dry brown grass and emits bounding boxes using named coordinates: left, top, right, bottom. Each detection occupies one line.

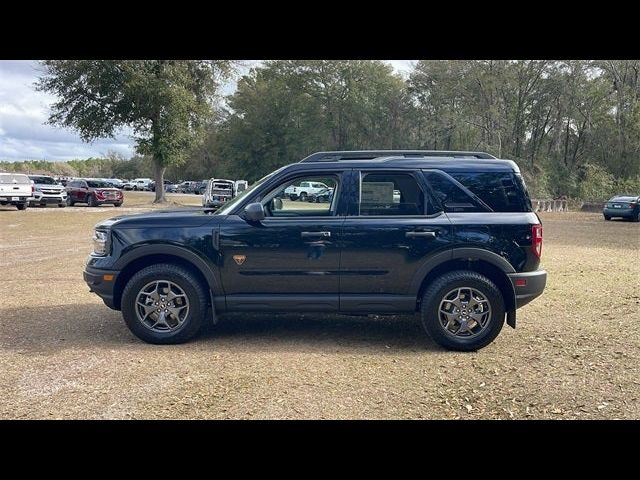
left=0, top=195, right=639, bottom=419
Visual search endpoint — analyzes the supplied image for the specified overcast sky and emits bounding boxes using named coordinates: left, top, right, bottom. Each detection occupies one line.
left=0, top=60, right=415, bottom=162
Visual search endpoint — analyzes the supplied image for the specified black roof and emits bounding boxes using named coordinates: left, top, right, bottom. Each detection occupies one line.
left=300, top=150, right=496, bottom=162
left=288, top=150, right=519, bottom=173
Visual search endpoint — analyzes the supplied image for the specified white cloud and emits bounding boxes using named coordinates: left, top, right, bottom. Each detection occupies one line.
left=0, top=60, right=416, bottom=162
left=0, top=60, right=135, bottom=161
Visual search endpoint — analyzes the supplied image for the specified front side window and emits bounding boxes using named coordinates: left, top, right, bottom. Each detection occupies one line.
left=358, top=172, right=425, bottom=216
left=262, top=175, right=339, bottom=217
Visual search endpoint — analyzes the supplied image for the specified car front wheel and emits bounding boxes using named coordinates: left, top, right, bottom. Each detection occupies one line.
left=121, top=263, right=208, bottom=344
left=87, top=195, right=98, bottom=207
left=420, top=270, right=505, bottom=351
left=604, top=215, right=611, bottom=221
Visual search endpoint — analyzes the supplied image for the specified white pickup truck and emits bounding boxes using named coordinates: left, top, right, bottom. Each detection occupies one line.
left=284, top=180, right=329, bottom=201
left=0, top=173, right=33, bottom=210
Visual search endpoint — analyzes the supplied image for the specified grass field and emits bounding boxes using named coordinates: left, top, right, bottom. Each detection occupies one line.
left=1, top=191, right=639, bottom=419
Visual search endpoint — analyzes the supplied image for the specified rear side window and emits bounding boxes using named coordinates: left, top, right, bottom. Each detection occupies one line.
left=448, top=172, right=528, bottom=212
left=423, top=171, right=484, bottom=213
left=359, top=172, right=425, bottom=216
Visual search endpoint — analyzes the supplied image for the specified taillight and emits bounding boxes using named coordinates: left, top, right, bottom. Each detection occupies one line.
left=532, top=224, right=543, bottom=258
left=630, top=203, right=637, bottom=208
left=31, top=185, right=35, bottom=193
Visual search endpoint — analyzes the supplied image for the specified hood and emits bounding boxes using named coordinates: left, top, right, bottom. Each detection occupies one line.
left=96, top=208, right=227, bottom=229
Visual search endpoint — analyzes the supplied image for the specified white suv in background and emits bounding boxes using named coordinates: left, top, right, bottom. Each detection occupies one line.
left=123, top=178, right=153, bottom=191
left=284, top=181, right=329, bottom=201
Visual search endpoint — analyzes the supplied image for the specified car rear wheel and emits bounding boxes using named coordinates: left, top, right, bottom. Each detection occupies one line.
left=121, top=263, right=208, bottom=344
left=87, top=195, right=97, bottom=207
left=420, top=270, right=505, bottom=351
left=16, top=203, right=28, bottom=211
left=299, top=192, right=308, bottom=201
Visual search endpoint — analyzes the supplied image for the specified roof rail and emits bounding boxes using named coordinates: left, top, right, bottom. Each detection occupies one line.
left=300, top=150, right=496, bottom=163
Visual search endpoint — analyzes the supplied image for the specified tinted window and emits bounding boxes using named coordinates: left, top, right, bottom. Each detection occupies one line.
left=448, top=172, right=527, bottom=212
left=423, top=171, right=484, bottom=213
left=29, top=176, right=57, bottom=185
left=87, top=180, right=112, bottom=188
left=359, top=173, right=424, bottom=216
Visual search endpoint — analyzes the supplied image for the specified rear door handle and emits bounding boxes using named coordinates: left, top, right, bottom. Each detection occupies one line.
left=406, top=230, right=437, bottom=239
left=301, top=231, right=331, bottom=239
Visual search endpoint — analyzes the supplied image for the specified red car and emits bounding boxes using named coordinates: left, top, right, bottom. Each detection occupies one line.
left=66, top=178, right=123, bottom=207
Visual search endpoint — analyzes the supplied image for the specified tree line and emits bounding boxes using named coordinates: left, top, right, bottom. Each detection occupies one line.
left=3, top=60, right=639, bottom=200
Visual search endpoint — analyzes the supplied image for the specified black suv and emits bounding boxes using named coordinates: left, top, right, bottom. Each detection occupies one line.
left=83, top=150, right=547, bottom=351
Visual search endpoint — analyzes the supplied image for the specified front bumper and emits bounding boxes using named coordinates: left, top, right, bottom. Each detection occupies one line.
left=32, top=191, right=67, bottom=203
left=508, top=270, right=547, bottom=308
left=83, top=265, right=119, bottom=310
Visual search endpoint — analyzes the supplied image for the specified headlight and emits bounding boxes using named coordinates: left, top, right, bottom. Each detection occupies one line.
left=92, top=230, right=110, bottom=256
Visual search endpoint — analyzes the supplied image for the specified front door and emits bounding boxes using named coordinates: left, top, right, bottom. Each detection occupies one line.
left=339, top=170, right=453, bottom=312
left=218, top=172, right=347, bottom=311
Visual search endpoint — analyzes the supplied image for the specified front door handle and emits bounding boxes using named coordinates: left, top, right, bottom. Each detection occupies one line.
left=406, top=230, right=437, bottom=239
left=301, top=231, right=331, bottom=239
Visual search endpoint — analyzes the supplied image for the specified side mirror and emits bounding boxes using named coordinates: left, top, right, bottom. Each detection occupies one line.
left=272, top=197, right=283, bottom=210
left=244, top=202, right=265, bottom=222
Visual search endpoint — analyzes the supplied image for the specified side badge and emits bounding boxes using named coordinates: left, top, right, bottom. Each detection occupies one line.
left=233, top=255, right=246, bottom=265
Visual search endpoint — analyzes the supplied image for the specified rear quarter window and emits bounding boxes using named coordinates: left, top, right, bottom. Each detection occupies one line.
left=448, top=172, right=529, bottom=212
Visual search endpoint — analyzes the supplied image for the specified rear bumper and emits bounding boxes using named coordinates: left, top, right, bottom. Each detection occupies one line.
left=83, top=266, right=119, bottom=310
left=508, top=270, right=547, bottom=308
left=603, top=207, right=636, bottom=217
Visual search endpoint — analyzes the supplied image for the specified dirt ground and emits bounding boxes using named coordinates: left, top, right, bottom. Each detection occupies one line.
left=1, top=191, right=639, bottom=419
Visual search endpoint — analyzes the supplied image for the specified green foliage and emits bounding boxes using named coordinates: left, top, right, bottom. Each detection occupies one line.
left=18, top=60, right=640, bottom=199
left=36, top=60, right=233, bottom=200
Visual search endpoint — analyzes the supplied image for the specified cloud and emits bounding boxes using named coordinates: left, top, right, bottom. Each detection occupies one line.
left=0, top=60, right=415, bottom=162
left=0, top=60, right=135, bottom=161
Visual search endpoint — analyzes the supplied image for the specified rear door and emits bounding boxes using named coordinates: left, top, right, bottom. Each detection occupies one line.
left=339, top=169, right=453, bottom=312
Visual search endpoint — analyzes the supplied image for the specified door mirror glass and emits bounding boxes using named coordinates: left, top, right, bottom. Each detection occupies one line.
left=244, top=202, right=265, bottom=222
left=271, top=197, right=283, bottom=211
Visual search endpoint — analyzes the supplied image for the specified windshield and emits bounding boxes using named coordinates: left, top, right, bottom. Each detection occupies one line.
left=29, top=176, right=57, bottom=185
left=215, top=166, right=288, bottom=215
left=87, top=180, right=114, bottom=188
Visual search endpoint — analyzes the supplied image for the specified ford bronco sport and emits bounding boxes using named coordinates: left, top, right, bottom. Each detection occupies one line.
left=83, top=150, right=547, bottom=351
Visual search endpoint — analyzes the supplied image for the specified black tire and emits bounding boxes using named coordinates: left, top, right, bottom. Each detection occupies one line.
left=87, top=195, right=97, bottom=207
left=420, top=270, right=505, bottom=351
left=67, top=196, right=75, bottom=206
left=114, top=202, right=122, bottom=207
left=604, top=215, right=611, bottom=221
left=121, top=263, right=208, bottom=344
left=632, top=212, right=640, bottom=223
left=58, top=202, right=66, bottom=208
left=16, top=203, right=28, bottom=211
left=299, top=192, right=308, bottom=201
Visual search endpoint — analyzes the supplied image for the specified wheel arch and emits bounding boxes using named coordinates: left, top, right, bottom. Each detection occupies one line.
left=112, top=246, right=220, bottom=310
left=412, top=248, right=516, bottom=313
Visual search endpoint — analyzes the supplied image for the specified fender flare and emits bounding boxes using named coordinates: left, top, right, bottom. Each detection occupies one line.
left=409, top=247, right=516, bottom=296
left=113, top=243, right=222, bottom=295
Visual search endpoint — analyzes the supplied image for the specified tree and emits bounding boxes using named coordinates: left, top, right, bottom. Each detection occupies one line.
left=36, top=60, right=233, bottom=202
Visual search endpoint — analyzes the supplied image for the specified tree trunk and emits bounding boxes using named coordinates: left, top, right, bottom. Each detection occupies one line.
left=153, top=159, right=166, bottom=203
